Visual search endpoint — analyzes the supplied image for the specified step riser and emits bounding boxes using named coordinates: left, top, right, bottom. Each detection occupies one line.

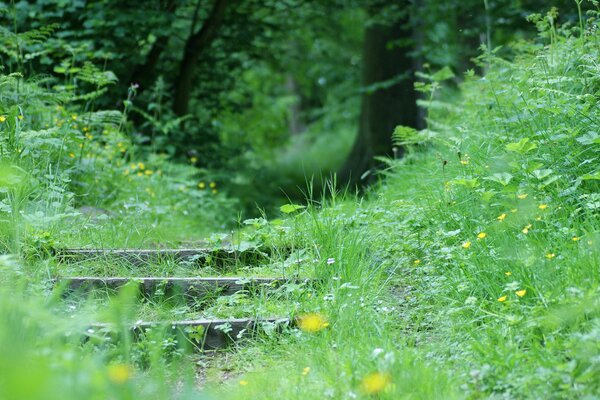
left=87, top=318, right=290, bottom=350
left=58, top=277, right=291, bottom=299
left=56, top=248, right=273, bottom=267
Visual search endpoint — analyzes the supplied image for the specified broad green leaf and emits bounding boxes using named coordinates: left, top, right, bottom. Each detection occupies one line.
left=484, top=173, right=513, bottom=186
left=450, top=177, right=479, bottom=188
left=576, top=132, right=600, bottom=145
left=432, top=66, right=455, bottom=82
left=532, top=169, right=553, bottom=180
left=581, top=171, right=600, bottom=180
left=0, top=165, right=26, bottom=188
left=506, top=138, right=538, bottom=154
left=280, top=204, right=306, bottom=214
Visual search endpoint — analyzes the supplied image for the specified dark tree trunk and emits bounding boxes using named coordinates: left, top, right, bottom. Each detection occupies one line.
left=338, top=17, right=418, bottom=186
left=128, top=0, right=178, bottom=91
left=172, top=0, right=230, bottom=116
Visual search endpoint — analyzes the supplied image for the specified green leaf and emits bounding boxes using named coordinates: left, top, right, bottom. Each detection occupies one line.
left=581, top=171, right=600, bottom=180
left=450, top=177, right=479, bottom=188
left=0, top=165, right=26, bottom=188
left=506, top=138, right=538, bottom=154
left=431, top=66, right=455, bottom=82
left=280, top=204, right=306, bottom=214
left=532, top=169, right=553, bottom=180
left=484, top=173, right=513, bottom=186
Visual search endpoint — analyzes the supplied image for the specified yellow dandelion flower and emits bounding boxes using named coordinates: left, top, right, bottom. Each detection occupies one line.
left=497, top=295, right=507, bottom=302
left=535, top=216, right=542, bottom=221
left=497, top=213, right=507, bottom=221
left=107, top=364, right=133, bottom=384
left=137, top=172, right=143, bottom=177
left=517, top=193, right=528, bottom=199
left=190, top=156, right=198, bottom=164
left=516, top=289, right=526, bottom=297
left=504, top=271, right=512, bottom=276
left=129, top=163, right=137, bottom=170
left=85, top=133, right=93, bottom=140
left=209, top=182, right=217, bottom=188
left=522, top=224, right=532, bottom=234
left=239, top=380, right=249, bottom=386
left=0, top=116, right=6, bottom=122
left=545, top=252, right=556, bottom=260
left=297, top=313, right=329, bottom=333
left=144, top=170, right=153, bottom=175
left=461, top=241, right=472, bottom=249
left=302, top=367, right=311, bottom=376
left=198, top=182, right=206, bottom=189
left=413, top=259, right=421, bottom=265
left=69, top=152, right=75, bottom=158
left=123, top=169, right=130, bottom=176
left=572, top=236, right=580, bottom=241
left=137, top=162, right=145, bottom=170
left=477, top=232, right=487, bottom=240
left=71, top=114, right=77, bottom=121
left=17, top=115, right=23, bottom=120
left=460, top=159, right=469, bottom=165
left=538, top=204, right=548, bottom=210
left=83, top=126, right=89, bottom=132
left=361, top=372, right=392, bottom=395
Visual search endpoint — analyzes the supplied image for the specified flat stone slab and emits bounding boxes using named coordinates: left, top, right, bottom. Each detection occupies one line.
left=88, top=317, right=290, bottom=349
left=56, top=248, right=270, bottom=267
left=57, top=276, right=301, bottom=298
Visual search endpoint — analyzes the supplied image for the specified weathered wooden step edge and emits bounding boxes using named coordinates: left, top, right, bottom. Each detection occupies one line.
left=88, top=317, right=291, bottom=350
left=57, top=276, right=310, bottom=297
left=55, top=247, right=278, bottom=266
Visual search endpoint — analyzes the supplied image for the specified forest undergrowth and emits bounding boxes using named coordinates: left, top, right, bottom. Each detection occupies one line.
left=0, top=6, right=599, bottom=400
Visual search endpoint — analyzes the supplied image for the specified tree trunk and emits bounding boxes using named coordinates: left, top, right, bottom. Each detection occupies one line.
left=285, top=74, right=306, bottom=136
left=172, top=0, right=230, bottom=116
left=338, top=18, right=418, bottom=186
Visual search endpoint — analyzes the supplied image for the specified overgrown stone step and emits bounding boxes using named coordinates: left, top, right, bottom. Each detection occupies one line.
left=56, top=247, right=273, bottom=267
left=88, top=317, right=290, bottom=350
left=58, top=276, right=303, bottom=298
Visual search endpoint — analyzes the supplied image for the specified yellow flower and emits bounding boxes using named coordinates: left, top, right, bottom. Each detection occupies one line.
left=477, top=232, right=487, bottom=240
left=545, top=252, right=556, bottom=260
left=239, top=380, right=249, bottom=386
left=515, top=289, right=526, bottom=297
left=511, top=208, right=518, bottom=213
left=17, top=115, right=23, bottom=120
left=137, top=162, right=145, bottom=170
left=572, top=236, right=580, bottom=242
left=129, top=163, right=137, bottom=170
left=522, top=224, right=532, bottom=234
left=107, top=364, right=133, bottom=384
left=517, top=193, right=528, bottom=199
left=538, top=204, right=548, bottom=210
left=69, top=152, right=75, bottom=158
left=209, top=182, right=217, bottom=188
left=504, top=271, right=512, bottom=276
left=535, top=216, right=542, bottom=221
left=302, top=367, right=311, bottom=376
left=190, top=156, right=198, bottom=164
left=85, top=133, right=93, bottom=140
left=361, top=372, right=392, bottom=394
left=497, top=213, right=507, bottom=221
left=297, top=313, right=329, bottom=333
left=137, top=172, right=143, bottom=177
left=0, top=116, right=6, bottom=122
left=497, top=295, right=507, bottom=302
left=461, top=241, right=472, bottom=249
left=71, top=114, right=77, bottom=121
left=212, top=189, right=218, bottom=194
left=198, top=182, right=206, bottom=189
left=144, top=170, right=153, bottom=175
left=413, top=259, right=421, bottom=265
left=460, top=159, right=469, bottom=165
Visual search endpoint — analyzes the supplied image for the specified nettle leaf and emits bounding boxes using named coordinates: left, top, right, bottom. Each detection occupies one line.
left=484, top=173, right=513, bottom=186
left=576, top=132, right=600, bottom=145
left=581, top=171, right=600, bottom=180
left=280, top=204, right=306, bottom=214
left=450, top=177, right=479, bottom=188
left=532, top=169, right=553, bottom=180
left=506, top=138, right=538, bottom=154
